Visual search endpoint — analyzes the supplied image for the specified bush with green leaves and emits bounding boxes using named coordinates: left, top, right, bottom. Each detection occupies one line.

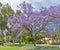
left=23, top=36, right=32, bottom=44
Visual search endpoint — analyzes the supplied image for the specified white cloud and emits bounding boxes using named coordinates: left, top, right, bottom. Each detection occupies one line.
left=0, top=0, right=60, bottom=11
left=32, top=0, right=43, bottom=2
left=0, top=0, right=32, bottom=11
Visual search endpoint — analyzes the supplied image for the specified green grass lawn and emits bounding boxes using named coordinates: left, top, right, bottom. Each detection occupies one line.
left=0, top=44, right=60, bottom=50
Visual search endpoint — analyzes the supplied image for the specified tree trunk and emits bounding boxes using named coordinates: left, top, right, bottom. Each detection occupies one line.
left=19, top=40, right=21, bottom=45
left=2, top=40, right=4, bottom=46
left=12, top=38, right=15, bottom=45
left=32, top=37, right=36, bottom=46
left=1, top=30, right=4, bottom=46
left=30, top=32, right=36, bottom=46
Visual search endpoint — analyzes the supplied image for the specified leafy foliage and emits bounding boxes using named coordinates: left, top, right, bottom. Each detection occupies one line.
left=7, top=2, right=60, bottom=45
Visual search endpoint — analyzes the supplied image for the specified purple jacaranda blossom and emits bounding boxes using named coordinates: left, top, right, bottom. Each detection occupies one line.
left=7, top=1, right=60, bottom=37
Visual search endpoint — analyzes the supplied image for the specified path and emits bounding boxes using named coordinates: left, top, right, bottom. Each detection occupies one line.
left=36, top=44, right=60, bottom=48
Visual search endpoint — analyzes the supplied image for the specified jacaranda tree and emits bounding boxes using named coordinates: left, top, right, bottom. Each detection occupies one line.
left=7, top=2, right=60, bottom=46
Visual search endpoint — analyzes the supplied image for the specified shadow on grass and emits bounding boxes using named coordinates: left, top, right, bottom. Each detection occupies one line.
left=7, top=44, right=25, bottom=47
left=27, top=46, right=59, bottom=50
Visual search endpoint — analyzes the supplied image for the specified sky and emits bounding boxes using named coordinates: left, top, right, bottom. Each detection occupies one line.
left=0, top=0, right=60, bottom=11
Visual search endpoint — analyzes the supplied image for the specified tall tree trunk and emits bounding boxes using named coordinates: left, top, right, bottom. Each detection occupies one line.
left=1, top=30, right=4, bottom=46
left=30, top=32, right=36, bottom=46
left=18, top=37, right=21, bottom=45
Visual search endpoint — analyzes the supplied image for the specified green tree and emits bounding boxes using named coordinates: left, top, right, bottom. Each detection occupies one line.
left=0, top=2, right=14, bottom=45
left=16, top=10, right=21, bottom=15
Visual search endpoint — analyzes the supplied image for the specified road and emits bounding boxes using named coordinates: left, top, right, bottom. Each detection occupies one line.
left=35, top=44, right=60, bottom=48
